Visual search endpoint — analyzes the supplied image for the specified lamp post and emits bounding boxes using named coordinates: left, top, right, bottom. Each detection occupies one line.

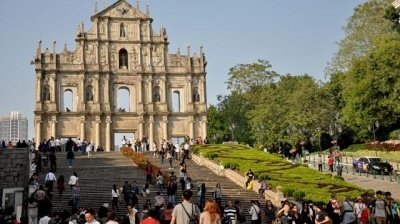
left=367, top=121, right=379, bottom=142
left=329, top=123, right=342, bottom=147
left=229, top=124, right=235, bottom=141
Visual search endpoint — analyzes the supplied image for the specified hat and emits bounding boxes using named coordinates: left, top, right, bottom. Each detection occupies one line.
left=356, top=197, right=363, bottom=201
left=103, top=203, right=109, bottom=208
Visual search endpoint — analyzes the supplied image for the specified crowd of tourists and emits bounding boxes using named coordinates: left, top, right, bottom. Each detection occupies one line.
left=23, top=137, right=400, bottom=224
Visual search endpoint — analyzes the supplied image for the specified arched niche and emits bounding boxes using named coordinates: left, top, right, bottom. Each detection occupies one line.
left=119, top=49, right=128, bottom=69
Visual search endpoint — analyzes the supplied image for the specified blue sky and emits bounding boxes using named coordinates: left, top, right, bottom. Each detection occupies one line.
left=0, top=0, right=366, bottom=138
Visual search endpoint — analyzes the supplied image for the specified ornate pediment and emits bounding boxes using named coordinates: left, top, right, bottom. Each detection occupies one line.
left=92, top=0, right=149, bottom=20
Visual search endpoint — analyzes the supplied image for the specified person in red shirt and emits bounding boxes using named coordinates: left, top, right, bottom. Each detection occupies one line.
left=145, top=163, right=153, bottom=185
left=140, top=209, right=160, bottom=224
left=328, top=155, right=334, bottom=172
left=161, top=203, right=174, bottom=224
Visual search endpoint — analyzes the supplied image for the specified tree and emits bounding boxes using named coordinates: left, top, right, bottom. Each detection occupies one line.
left=206, top=105, right=224, bottom=144
left=341, top=34, right=400, bottom=141
left=327, top=0, right=393, bottom=74
left=225, top=59, right=278, bottom=94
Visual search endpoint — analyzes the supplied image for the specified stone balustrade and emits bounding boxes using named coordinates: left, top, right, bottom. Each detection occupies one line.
left=191, top=153, right=285, bottom=206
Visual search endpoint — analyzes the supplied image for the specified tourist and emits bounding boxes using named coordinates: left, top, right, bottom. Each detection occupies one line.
left=44, top=170, right=57, bottom=192
left=123, top=204, right=138, bottom=224
left=291, top=205, right=302, bottom=224
left=68, top=172, right=79, bottom=189
left=160, top=147, right=165, bottom=165
left=142, top=183, right=150, bottom=197
left=86, top=142, right=93, bottom=157
left=385, top=191, right=397, bottom=224
left=179, top=168, right=187, bottom=191
left=154, top=192, right=165, bottom=212
left=153, top=141, right=159, bottom=158
left=317, top=154, right=323, bottom=172
left=249, top=200, right=261, bottom=224
left=372, top=190, right=387, bottom=224
left=186, top=177, right=194, bottom=191
left=156, top=170, right=163, bottom=194
left=98, top=203, right=109, bottom=223
left=234, top=200, right=246, bottom=224
left=213, top=183, right=222, bottom=208
left=161, top=203, right=174, bottom=224
left=29, top=171, right=40, bottom=188
left=329, top=193, right=341, bottom=224
left=328, top=156, right=334, bottom=172
left=66, top=149, right=74, bottom=168
left=171, top=189, right=200, bottom=224
left=111, top=184, right=120, bottom=212
left=140, top=209, right=160, bottom=224
left=336, top=159, right=343, bottom=177
left=145, top=163, right=153, bottom=185
left=167, top=151, right=173, bottom=169
left=314, top=203, right=330, bottom=224
left=105, top=211, right=118, bottom=224
left=259, top=179, right=266, bottom=198
left=200, top=200, right=221, bottom=224
left=245, top=169, right=254, bottom=188
left=49, top=151, right=57, bottom=172
left=122, top=181, right=132, bottom=205
left=34, top=185, right=47, bottom=219
left=277, top=203, right=294, bottom=224
left=167, top=180, right=177, bottom=206
left=84, top=209, right=100, bottom=224
left=57, top=175, right=65, bottom=200
left=174, top=142, right=180, bottom=160
left=341, top=196, right=355, bottom=224
left=198, top=183, right=206, bottom=211
left=223, top=201, right=237, bottom=223
left=139, top=204, right=150, bottom=222
left=300, top=202, right=313, bottom=224
left=265, top=200, right=277, bottom=224
left=71, top=183, right=81, bottom=211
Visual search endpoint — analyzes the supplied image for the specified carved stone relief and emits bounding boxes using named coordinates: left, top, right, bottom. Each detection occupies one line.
left=130, top=46, right=139, bottom=69
left=152, top=45, right=162, bottom=65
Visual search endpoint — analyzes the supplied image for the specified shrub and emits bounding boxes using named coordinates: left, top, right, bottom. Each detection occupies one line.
left=258, top=173, right=270, bottom=181
left=192, top=147, right=200, bottom=155
left=344, top=144, right=366, bottom=152
left=293, top=190, right=306, bottom=201
left=389, top=129, right=400, bottom=140
left=333, top=175, right=344, bottom=181
left=282, top=187, right=296, bottom=197
left=231, top=163, right=240, bottom=170
left=205, top=152, right=218, bottom=160
left=254, top=173, right=259, bottom=180
left=224, top=162, right=231, bottom=168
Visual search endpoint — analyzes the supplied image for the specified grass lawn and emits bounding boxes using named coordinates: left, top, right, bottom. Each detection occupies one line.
left=193, top=144, right=372, bottom=203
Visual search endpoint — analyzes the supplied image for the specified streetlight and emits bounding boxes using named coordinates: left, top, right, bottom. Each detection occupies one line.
left=329, top=123, right=342, bottom=146
left=367, top=121, right=379, bottom=142
left=229, top=123, right=235, bottom=141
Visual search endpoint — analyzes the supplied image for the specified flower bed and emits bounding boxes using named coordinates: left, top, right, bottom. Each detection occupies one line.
left=121, top=147, right=169, bottom=185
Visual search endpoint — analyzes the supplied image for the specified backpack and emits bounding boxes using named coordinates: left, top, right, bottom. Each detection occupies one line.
left=360, top=208, right=369, bottom=222
left=181, top=203, right=199, bottom=224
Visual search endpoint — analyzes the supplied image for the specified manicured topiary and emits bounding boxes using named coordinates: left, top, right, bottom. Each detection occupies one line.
left=293, top=190, right=306, bottom=201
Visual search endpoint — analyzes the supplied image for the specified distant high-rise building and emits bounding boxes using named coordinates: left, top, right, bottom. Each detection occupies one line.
left=0, top=111, right=28, bottom=145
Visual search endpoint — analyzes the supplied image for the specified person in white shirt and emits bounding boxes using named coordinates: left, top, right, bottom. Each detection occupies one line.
left=49, top=138, right=56, bottom=153
left=69, top=172, right=79, bottom=188
left=74, top=138, right=81, bottom=153
left=39, top=215, right=51, bottom=224
left=45, top=171, right=57, bottom=192
left=249, top=200, right=260, bottom=224
left=55, top=138, right=61, bottom=152
left=111, top=184, right=120, bottom=211
left=86, top=142, right=93, bottom=158
left=174, top=142, right=180, bottom=160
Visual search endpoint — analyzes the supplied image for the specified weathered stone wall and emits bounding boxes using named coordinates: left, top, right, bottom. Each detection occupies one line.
left=0, top=148, right=29, bottom=202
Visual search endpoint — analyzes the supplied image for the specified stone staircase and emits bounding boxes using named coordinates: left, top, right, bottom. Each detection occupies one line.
left=142, top=153, right=264, bottom=221
left=35, top=151, right=264, bottom=222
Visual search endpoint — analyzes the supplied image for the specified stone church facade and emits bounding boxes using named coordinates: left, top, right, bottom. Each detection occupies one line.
left=33, top=0, right=207, bottom=151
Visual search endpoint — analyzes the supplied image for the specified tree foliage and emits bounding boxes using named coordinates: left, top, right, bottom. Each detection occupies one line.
left=327, top=0, right=393, bottom=74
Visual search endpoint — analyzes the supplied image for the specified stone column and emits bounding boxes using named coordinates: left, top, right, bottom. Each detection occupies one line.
left=187, top=76, right=192, bottom=103
left=147, top=77, right=153, bottom=103
left=51, top=116, right=57, bottom=138
left=189, top=116, right=194, bottom=138
left=35, top=73, right=42, bottom=102
left=80, top=116, right=86, bottom=140
left=35, top=120, right=42, bottom=149
left=160, top=76, right=167, bottom=103
left=95, top=116, right=101, bottom=149
left=201, top=116, right=207, bottom=138
left=149, top=116, right=154, bottom=147
left=138, top=117, right=144, bottom=140
left=105, top=116, right=111, bottom=152
left=200, top=76, right=206, bottom=104
left=138, top=77, right=143, bottom=104
left=162, top=116, right=168, bottom=140
left=50, top=73, right=57, bottom=103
